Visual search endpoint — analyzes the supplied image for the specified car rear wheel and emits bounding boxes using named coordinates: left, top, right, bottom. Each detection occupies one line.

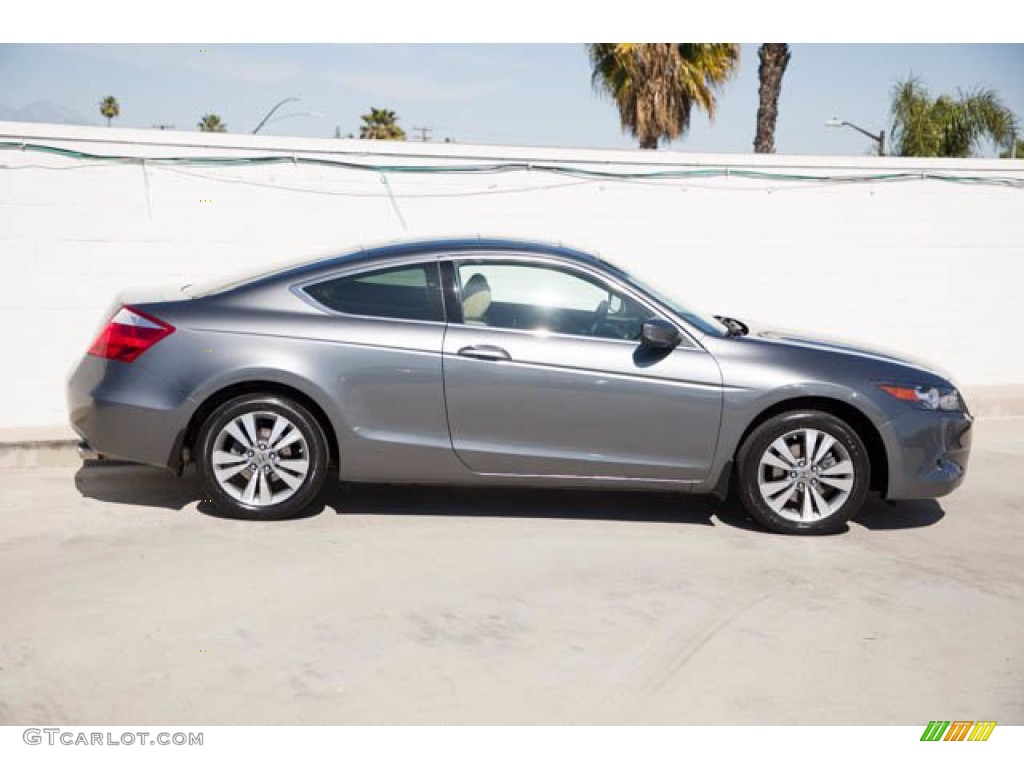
left=735, top=410, right=870, bottom=535
left=195, top=394, right=330, bottom=520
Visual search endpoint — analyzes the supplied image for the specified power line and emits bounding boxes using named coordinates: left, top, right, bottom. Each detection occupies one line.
left=1, top=140, right=1022, bottom=189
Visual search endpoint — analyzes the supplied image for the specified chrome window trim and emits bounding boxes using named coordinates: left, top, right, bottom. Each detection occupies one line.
left=290, top=255, right=447, bottom=327
left=289, top=248, right=710, bottom=351
left=440, top=314, right=707, bottom=352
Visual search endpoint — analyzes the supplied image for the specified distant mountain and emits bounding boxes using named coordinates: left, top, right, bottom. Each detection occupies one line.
left=0, top=100, right=96, bottom=126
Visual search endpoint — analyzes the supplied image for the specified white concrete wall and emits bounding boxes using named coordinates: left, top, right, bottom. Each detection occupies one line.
left=1, top=121, right=1022, bottom=428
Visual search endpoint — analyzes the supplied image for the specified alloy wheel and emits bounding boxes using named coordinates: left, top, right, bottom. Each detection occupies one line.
left=756, top=427, right=855, bottom=522
left=210, top=410, right=310, bottom=506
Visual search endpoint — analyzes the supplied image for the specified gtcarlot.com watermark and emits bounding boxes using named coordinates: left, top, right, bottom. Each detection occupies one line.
left=23, top=728, right=203, bottom=746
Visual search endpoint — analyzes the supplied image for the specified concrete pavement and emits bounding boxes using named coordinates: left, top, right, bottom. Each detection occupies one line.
left=0, top=418, right=1021, bottom=725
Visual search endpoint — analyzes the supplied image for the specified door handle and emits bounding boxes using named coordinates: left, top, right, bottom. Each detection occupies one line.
left=456, top=344, right=511, bottom=361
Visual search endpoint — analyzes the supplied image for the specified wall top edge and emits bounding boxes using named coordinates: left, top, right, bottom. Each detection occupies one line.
left=3, top=120, right=1023, bottom=174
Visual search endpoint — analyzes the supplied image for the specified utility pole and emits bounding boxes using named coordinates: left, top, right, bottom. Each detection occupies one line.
left=412, top=126, right=433, bottom=142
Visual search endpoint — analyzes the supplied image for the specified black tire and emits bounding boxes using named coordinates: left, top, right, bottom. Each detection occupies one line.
left=735, top=410, right=870, bottom=535
left=195, top=394, right=330, bottom=520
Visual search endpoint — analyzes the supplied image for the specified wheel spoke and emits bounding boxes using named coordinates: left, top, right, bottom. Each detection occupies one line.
left=241, top=470, right=259, bottom=503
left=225, top=420, right=253, bottom=450
left=241, top=413, right=259, bottom=447
left=215, top=462, right=248, bottom=483
left=266, top=415, right=288, bottom=448
left=273, top=427, right=303, bottom=451
left=809, top=484, right=832, bottom=516
left=819, top=475, right=853, bottom=492
left=275, top=464, right=305, bottom=489
left=760, top=478, right=794, bottom=497
left=769, top=438, right=799, bottom=467
left=819, top=460, right=853, bottom=477
left=801, top=487, right=814, bottom=519
left=765, top=482, right=798, bottom=513
left=258, top=471, right=272, bottom=505
left=212, top=450, right=247, bottom=467
left=275, top=458, right=309, bottom=474
left=761, top=451, right=793, bottom=471
left=812, top=434, right=836, bottom=465
left=803, top=430, right=819, bottom=466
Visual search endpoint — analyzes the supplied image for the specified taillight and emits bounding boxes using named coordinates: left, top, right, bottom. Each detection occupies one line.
left=87, top=306, right=175, bottom=362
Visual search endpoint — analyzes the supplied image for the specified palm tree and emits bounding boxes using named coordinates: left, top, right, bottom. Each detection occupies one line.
left=587, top=43, right=740, bottom=149
left=359, top=108, right=406, bottom=140
left=100, top=96, right=120, bottom=127
left=890, top=75, right=1017, bottom=157
left=198, top=113, right=227, bottom=133
left=753, top=44, right=791, bottom=153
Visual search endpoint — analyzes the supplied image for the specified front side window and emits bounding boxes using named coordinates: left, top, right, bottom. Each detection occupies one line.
left=453, top=260, right=654, bottom=341
left=304, top=262, right=443, bottom=322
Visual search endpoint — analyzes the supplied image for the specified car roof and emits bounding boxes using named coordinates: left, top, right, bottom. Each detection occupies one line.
left=187, top=237, right=618, bottom=299
left=290, top=237, right=608, bottom=277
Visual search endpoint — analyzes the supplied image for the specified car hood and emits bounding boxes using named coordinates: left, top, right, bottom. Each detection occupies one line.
left=746, top=322, right=953, bottom=381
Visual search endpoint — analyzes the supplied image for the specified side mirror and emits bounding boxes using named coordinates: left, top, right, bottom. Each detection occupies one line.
left=640, top=318, right=680, bottom=349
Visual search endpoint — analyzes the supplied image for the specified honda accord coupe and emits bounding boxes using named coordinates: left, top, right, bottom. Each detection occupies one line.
left=68, top=238, right=972, bottom=534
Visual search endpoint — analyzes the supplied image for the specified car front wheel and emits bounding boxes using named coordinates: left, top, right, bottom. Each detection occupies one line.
left=735, top=410, right=870, bottom=535
left=195, top=394, right=330, bottom=520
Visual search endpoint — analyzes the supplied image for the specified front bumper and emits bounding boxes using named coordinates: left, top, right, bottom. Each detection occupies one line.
left=880, top=408, right=973, bottom=500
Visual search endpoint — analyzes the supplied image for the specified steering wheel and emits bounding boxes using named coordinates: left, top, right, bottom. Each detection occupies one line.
left=588, top=299, right=609, bottom=336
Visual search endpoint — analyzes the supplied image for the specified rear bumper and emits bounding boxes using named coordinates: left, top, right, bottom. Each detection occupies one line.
left=77, top=440, right=100, bottom=460
left=881, top=408, right=973, bottom=500
left=67, top=354, right=193, bottom=468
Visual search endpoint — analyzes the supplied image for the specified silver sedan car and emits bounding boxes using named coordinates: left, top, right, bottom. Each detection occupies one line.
left=68, top=238, right=972, bottom=534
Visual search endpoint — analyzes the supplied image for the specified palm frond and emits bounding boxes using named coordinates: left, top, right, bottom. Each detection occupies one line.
left=586, top=43, right=739, bottom=149
left=359, top=107, right=406, bottom=140
left=198, top=113, right=227, bottom=133
left=890, top=75, right=1018, bottom=157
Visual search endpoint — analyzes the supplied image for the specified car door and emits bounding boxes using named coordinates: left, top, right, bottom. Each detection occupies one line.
left=440, top=256, right=723, bottom=482
left=295, top=257, right=454, bottom=480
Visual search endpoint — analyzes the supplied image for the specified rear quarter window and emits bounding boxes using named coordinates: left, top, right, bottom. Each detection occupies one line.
left=303, top=262, right=443, bottom=322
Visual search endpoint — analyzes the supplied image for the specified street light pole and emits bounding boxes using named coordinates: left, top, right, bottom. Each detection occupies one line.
left=252, top=97, right=300, bottom=134
left=259, top=111, right=325, bottom=128
left=826, top=117, right=886, bottom=156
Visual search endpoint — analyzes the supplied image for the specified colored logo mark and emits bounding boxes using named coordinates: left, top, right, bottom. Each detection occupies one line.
left=920, top=721, right=996, bottom=742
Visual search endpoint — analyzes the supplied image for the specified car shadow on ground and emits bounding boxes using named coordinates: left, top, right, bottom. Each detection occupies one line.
left=72, top=462, right=945, bottom=533
left=855, top=497, right=945, bottom=530
left=323, top=482, right=751, bottom=529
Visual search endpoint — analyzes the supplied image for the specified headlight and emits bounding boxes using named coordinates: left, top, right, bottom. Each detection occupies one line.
left=877, top=383, right=964, bottom=412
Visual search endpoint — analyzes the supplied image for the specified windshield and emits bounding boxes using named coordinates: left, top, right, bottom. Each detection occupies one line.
left=605, top=262, right=730, bottom=337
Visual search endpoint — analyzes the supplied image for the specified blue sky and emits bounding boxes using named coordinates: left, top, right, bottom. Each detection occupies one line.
left=1, top=44, right=1021, bottom=155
